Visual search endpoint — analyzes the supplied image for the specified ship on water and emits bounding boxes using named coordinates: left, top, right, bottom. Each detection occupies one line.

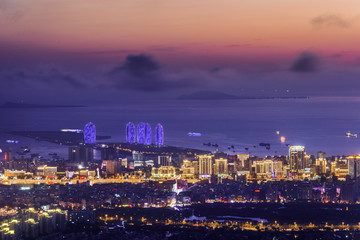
left=346, top=132, right=357, bottom=138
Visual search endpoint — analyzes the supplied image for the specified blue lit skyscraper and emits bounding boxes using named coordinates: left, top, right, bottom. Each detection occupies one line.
left=84, top=122, right=96, bottom=144
left=145, top=123, right=152, bottom=145
left=126, top=122, right=136, bottom=143
left=155, top=123, right=164, bottom=146
left=137, top=122, right=146, bottom=144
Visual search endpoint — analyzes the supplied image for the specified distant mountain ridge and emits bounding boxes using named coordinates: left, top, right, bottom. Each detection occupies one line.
left=177, top=91, right=308, bottom=100
left=177, top=91, right=242, bottom=100
left=0, top=102, right=86, bottom=108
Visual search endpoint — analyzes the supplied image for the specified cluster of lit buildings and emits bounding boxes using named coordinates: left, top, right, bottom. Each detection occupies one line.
left=3, top=144, right=360, bottom=184
left=0, top=208, right=66, bottom=239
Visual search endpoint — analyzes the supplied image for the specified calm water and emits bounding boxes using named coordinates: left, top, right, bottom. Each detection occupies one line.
left=1, top=97, right=360, bottom=158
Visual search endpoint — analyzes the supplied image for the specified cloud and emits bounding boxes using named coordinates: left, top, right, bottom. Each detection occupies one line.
left=38, top=68, right=85, bottom=88
left=148, top=45, right=181, bottom=52
left=0, top=67, right=85, bottom=89
left=111, top=54, right=159, bottom=77
left=290, top=52, right=320, bottom=73
left=311, top=14, right=350, bottom=28
left=210, top=67, right=221, bottom=73
left=108, top=53, right=197, bottom=91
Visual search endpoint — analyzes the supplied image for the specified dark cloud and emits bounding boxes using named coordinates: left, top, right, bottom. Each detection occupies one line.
left=311, top=14, right=350, bottom=28
left=210, top=67, right=221, bottom=73
left=110, top=54, right=159, bottom=77
left=108, top=54, right=196, bottom=92
left=290, top=52, right=320, bottom=73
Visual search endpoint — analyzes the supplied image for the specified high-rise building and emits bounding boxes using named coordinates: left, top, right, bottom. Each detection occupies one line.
left=252, top=160, right=283, bottom=178
left=84, top=122, right=96, bottom=144
left=198, top=155, right=213, bottom=176
left=289, top=146, right=305, bottom=171
left=4, top=151, right=12, bottom=161
left=126, top=122, right=136, bottom=143
left=214, top=158, right=228, bottom=175
left=348, top=156, right=360, bottom=179
left=69, top=146, right=94, bottom=163
left=137, top=122, right=146, bottom=144
left=236, top=154, right=250, bottom=170
left=317, top=151, right=326, bottom=160
left=120, top=158, right=128, bottom=168
left=155, top=123, right=164, bottom=146
left=101, top=147, right=118, bottom=160
left=158, top=155, right=171, bottom=166
left=145, top=123, right=152, bottom=145
left=103, top=160, right=122, bottom=175
left=181, top=160, right=198, bottom=179
left=132, top=151, right=144, bottom=161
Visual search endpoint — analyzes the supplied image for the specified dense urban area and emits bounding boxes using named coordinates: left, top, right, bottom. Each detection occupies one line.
left=1, top=123, right=360, bottom=239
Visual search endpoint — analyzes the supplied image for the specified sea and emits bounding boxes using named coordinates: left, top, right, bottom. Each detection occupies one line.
left=0, top=97, right=360, bottom=159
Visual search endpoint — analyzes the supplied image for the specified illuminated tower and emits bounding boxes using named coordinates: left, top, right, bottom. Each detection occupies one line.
left=84, top=122, right=96, bottom=144
left=145, top=123, right=152, bottom=145
left=126, top=122, right=136, bottom=143
left=155, top=123, right=164, bottom=146
left=137, top=122, right=146, bottom=144
left=289, top=146, right=305, bottom=171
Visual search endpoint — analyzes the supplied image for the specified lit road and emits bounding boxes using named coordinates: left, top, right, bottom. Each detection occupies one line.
left=0, top=178, right=200, bottom=185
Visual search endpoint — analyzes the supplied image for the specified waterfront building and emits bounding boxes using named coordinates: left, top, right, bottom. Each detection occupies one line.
left=137, top=122, right=146, bottom=144
left=126, top=122, right=136, bottom=143
left=155, top=123, right=164, bottom=146
left=84, top=122, right=96, bottom=144
left=145, top=122, right=152, bottom=145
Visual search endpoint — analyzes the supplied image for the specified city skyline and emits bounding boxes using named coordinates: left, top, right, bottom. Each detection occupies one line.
left=1, top=1, right=360, bottom=239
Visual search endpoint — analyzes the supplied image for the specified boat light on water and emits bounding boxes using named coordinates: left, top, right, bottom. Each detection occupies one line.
left=61, top=129, right=83, bottom=133
left=188, top=132, right=202, bottom=137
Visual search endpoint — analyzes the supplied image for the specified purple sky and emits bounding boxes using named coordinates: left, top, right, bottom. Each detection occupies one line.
left=1, top=0, right=360, bottom=104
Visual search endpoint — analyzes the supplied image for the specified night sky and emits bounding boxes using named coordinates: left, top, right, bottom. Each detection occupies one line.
left=1, top=0, right=360, bottom=104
